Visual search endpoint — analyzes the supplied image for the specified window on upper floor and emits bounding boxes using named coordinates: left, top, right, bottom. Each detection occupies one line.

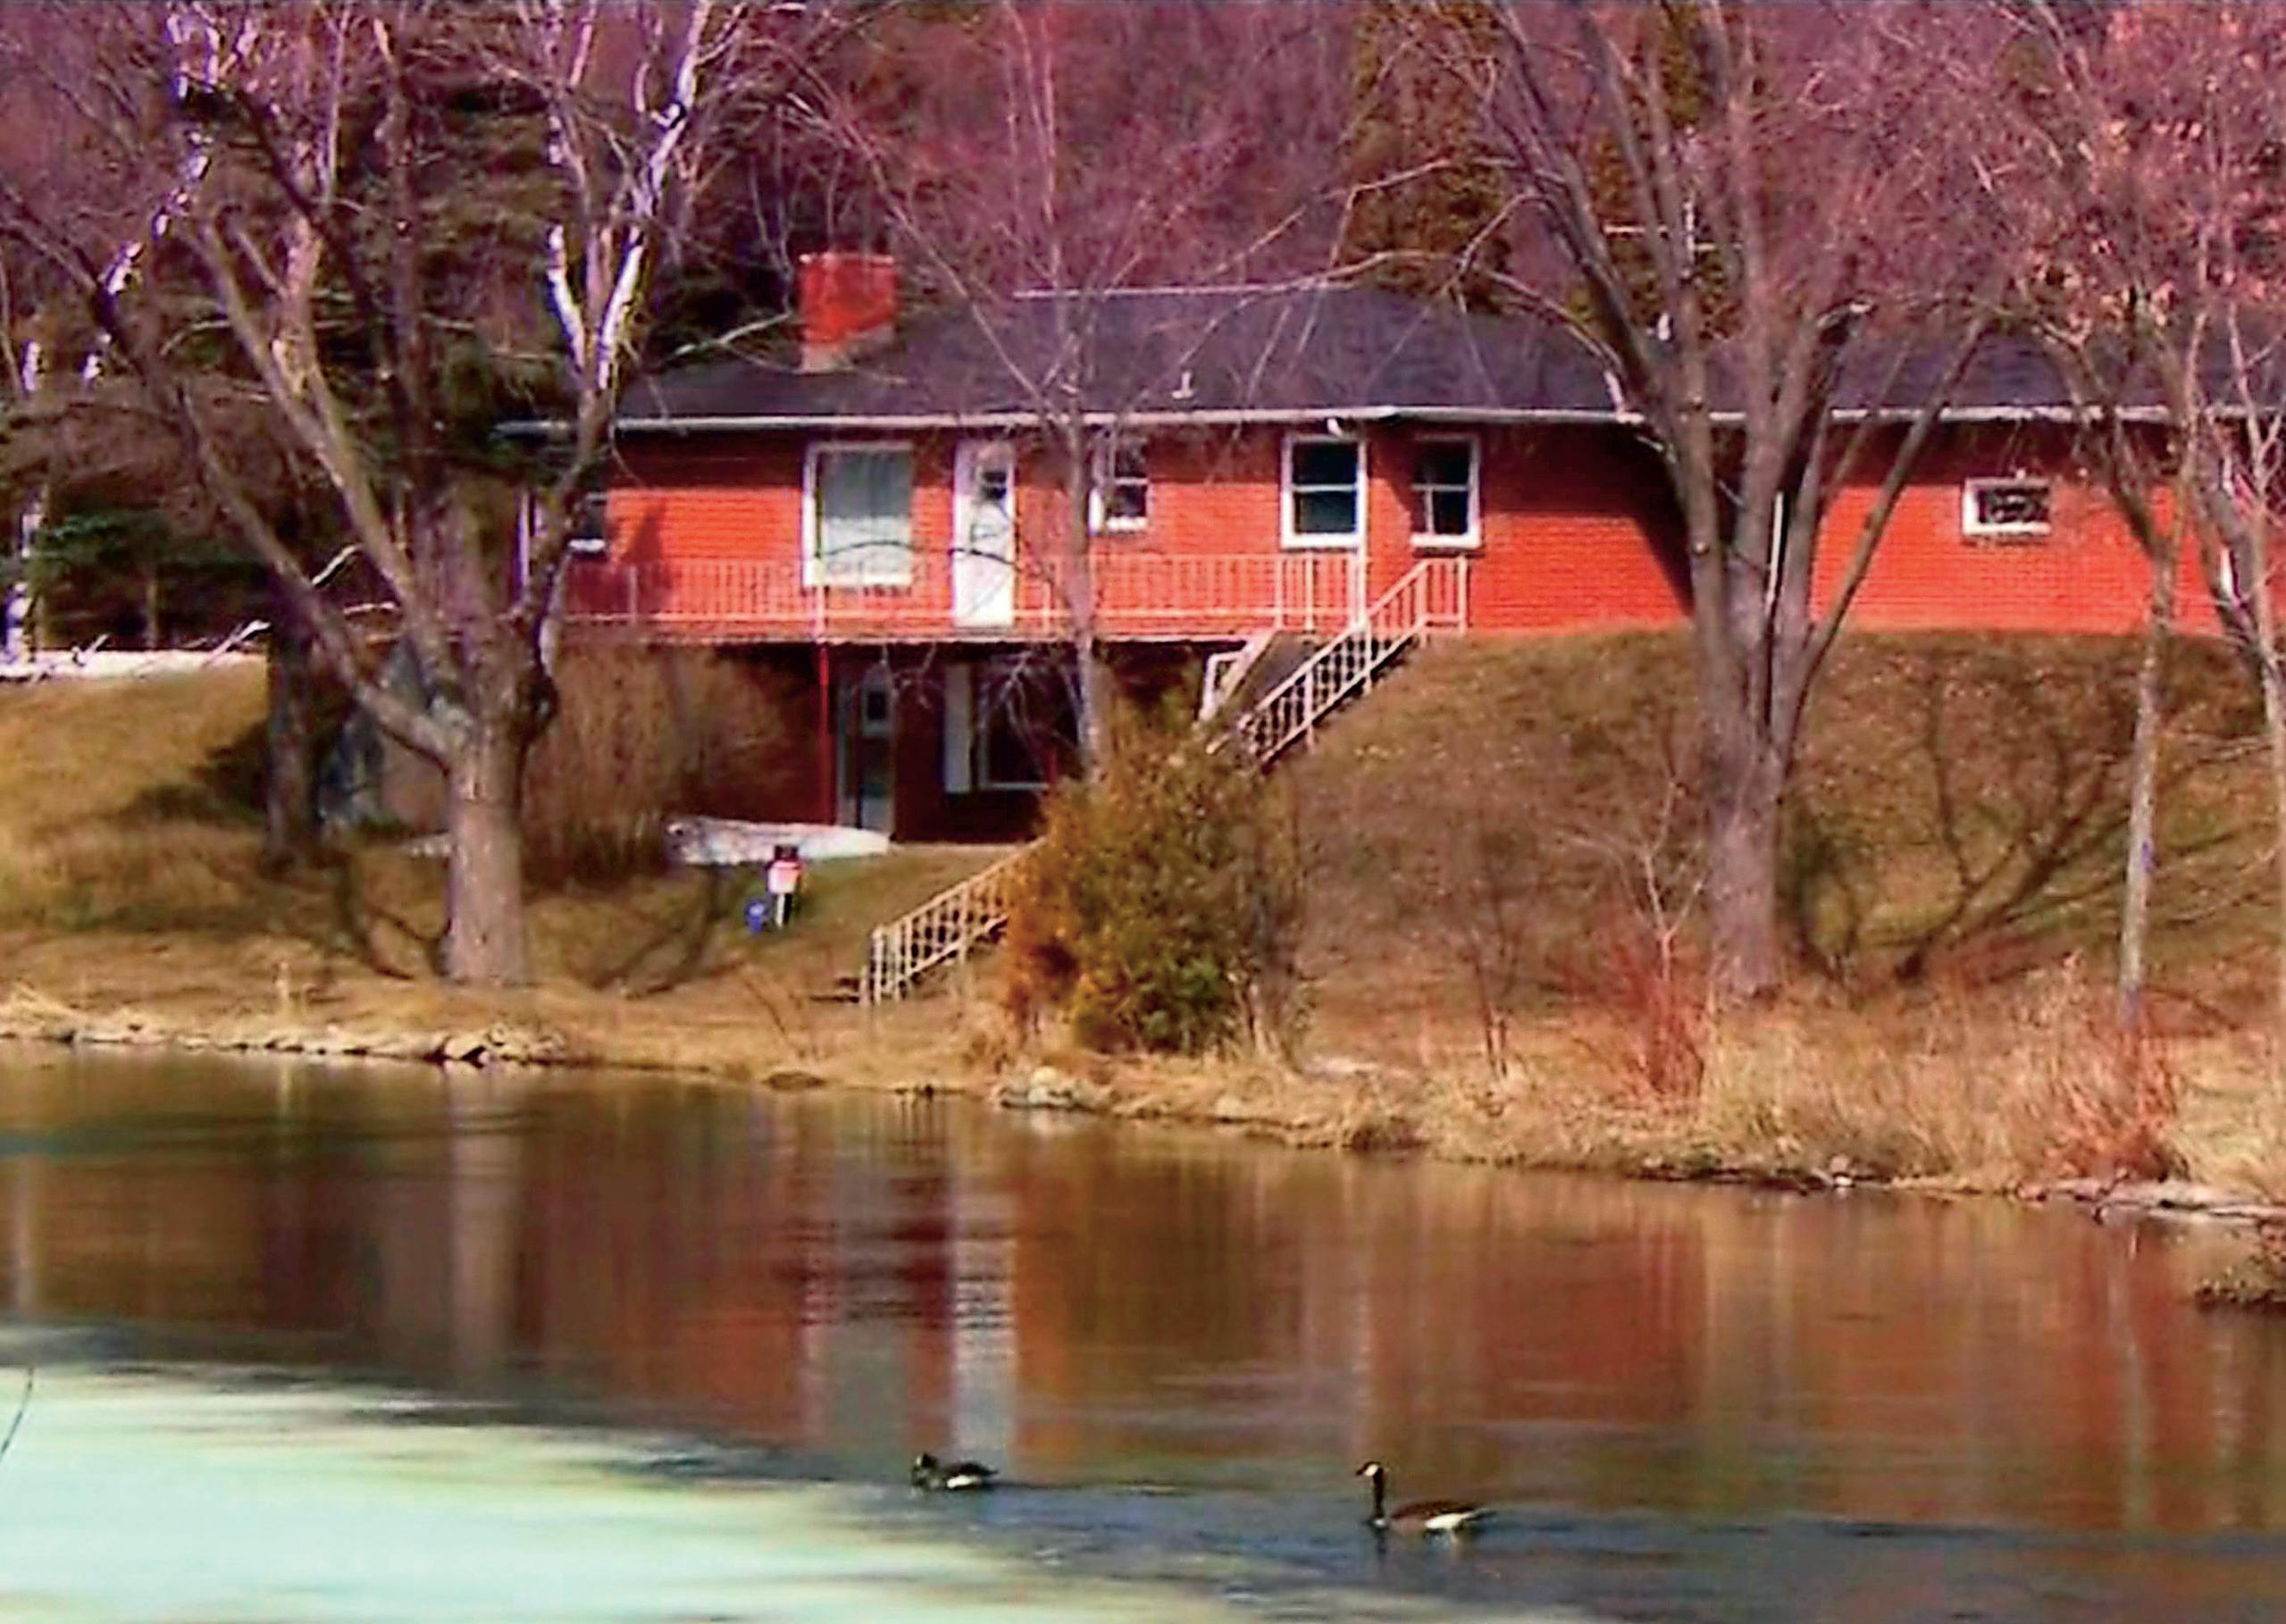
left=807, top=443, right=915, bottom=585
left=1285, top=434, right=1364, bottom=548
left=1963, top=478, right=2053, bottom=541
left=1090, top=438, right=1149, bottom=533
left=1411, top=436, right=1479, bottom=548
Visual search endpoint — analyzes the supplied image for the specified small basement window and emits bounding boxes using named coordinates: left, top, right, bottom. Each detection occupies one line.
left=1963, top=478, right=2053, bottom=540
left=1090, top=439, right=1149, bottom=532
left=1411, top=436, right=1479, bottom=548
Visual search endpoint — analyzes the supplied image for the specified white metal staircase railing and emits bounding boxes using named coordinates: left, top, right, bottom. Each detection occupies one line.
left=861, top=846, right=1030, bottom=1005
left=1225, top=557, right=1468, bottom=766
left=859, top=557, right=1469, bottom=1004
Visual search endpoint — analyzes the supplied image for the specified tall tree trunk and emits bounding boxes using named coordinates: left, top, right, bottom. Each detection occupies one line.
left=2257, top=643, right=2286, bottom=1042
left=142, top=560, right=162, bottom=650
left=1074, top=624, right=1114, bottom=772
left=6, top=487, right=43, bottom=662
left=442, top=719, right=532, bottom=985
left=261, top=597, right=319, bottom=872
left=1704, top=722, right=1784, bottom=1001
left=2237, top=504, right=2286, bottom=1049
left=2118, top=544, right=2176, bottom=1033
left=1061, top=434, right=1113, bottom=773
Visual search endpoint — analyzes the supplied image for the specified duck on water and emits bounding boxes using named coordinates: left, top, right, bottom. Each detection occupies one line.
left=911, top=1452, right=997, bottom=1492
left=1357, top=1461, right=1490, bottom=1536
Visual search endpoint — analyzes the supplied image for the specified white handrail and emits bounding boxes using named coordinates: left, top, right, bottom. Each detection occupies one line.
left=1229, top=557, right=1467, bottom=765
left=863, top=848, right=1030, bottom=1005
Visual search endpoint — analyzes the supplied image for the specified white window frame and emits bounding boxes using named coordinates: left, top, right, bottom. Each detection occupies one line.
left=1088, top=437, right=1150, bottom=534
left=803, top=439, right=916, bottom=587
left=1961, top=477, right=2054, bottom=541
left=1282, top=431, right=1367, bottom=550
left=1410, top=434, right=1480, bottom=549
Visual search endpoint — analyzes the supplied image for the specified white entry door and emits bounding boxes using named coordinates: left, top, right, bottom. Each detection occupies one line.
left=953, top=439, right=1017, bottom=628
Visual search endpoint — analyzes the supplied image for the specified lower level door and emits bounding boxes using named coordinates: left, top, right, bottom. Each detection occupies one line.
left=835, top=665, right=896, bottom=833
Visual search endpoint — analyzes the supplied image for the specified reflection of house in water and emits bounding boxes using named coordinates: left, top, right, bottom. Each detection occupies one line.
left=4, top=1063, right=2286, bottom=1548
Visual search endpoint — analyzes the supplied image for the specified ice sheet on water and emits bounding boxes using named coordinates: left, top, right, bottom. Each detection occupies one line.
left=0, top=1366, right=1595, bottom=1624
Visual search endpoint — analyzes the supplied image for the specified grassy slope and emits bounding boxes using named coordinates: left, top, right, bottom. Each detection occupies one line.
left=0, top=668, right=997, bottom=1077
left=7, top=638, right=2284, bottom=1195
left=1270, top=631, right=2286, bottom=1195
left=1292, top=630, right=2269, bottom=1046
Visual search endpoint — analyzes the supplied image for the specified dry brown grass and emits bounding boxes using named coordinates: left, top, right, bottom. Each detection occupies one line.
left=523, top=646, right=798, bottom=887
left=1294, top=631, right=2270, bottom=1049
left=1058, top=970, right=2241, bottom=1193
left=1268, top=629, right=2283, bottom=1190
left=0, top=668, right=279, bottom=932
left=1680, top=972, right=2185, bottom=1185
left=0, top=666, right=1000, bottom=1040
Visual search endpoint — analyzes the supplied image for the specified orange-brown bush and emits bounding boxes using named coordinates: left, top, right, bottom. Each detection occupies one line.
left=2047, top=1022, right=2183, bottom=1183
left=1555, top=918, right=1708, bottom=1105
left=1003, top=708, right=1302, bottom=1055
left=522, top=647, right=793, bottom=888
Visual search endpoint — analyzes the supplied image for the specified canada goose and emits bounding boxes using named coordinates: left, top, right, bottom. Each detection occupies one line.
left=1357, top=1461, right=1489, bottom=1536
left=910, top=1452, right=997, bottom=1492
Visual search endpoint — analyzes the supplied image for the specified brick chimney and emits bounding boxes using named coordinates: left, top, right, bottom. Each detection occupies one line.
left=799, top=251, right=899, bottom=373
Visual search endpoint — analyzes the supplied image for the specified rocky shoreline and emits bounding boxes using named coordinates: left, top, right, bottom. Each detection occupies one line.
left=7, top=997, right=2286, bottom=1239
left=0, top=999, right=576, bottom=1071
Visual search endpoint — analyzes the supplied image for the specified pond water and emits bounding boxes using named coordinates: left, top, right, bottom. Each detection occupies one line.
left=0, top=1046, right=2282, bottom=1623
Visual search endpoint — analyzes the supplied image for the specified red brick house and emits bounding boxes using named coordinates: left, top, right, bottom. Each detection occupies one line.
left=561, top=254, right=2208, bottom=844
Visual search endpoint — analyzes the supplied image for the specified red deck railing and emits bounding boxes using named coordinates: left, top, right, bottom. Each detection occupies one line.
left=559, top=551, right=1372, bottom=640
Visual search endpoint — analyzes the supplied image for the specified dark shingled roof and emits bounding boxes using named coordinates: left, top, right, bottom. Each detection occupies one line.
left=617, top=283, right=2251, bottom=431
left=618, top=285, right=1624, bottom=426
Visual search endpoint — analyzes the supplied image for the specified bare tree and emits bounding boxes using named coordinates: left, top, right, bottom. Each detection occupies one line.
left=2003, top=3, right=2286, bottom=1033
left=821, top=1, right=1355, bottom=766
left=1435, top=2, right=2005, bottom=1000
left=0, top=4, right=244, bottom=662
left=0, top=0, right=790, bottom=983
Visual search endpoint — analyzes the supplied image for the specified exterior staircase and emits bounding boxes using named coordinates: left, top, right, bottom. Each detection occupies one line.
left=1220, top=557, right=1467, bottom=766
left=858, top=845, right=1029, bottom=1006
left=858, top=557, right=1470, bottom=1004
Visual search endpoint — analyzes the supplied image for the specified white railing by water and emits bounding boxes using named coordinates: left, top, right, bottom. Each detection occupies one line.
left=860, top=557, right=1469, bottom=1003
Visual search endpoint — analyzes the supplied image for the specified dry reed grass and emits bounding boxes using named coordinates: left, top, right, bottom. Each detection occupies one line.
left=523, top=646, right=795, bottom=887
left=1680, top=970, right=2183, bottom=1184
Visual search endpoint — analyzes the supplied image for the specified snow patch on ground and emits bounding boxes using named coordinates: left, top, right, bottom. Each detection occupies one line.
left=402, top=818, right=891, bottom=866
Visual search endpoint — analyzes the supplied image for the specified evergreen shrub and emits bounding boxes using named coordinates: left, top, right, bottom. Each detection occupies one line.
left=1003, top=707, right=1302, bottom=1054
